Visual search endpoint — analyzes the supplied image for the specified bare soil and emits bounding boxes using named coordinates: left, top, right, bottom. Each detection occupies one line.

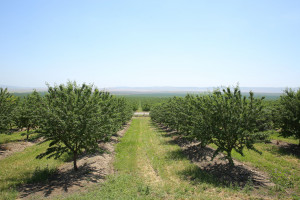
left=0, top=138, right=43, bottom=160
left=18, top=122, right=131, bottom=200
left=158, top=125, right=275, bottom=189
left=133, top=112, right=150, bottom=117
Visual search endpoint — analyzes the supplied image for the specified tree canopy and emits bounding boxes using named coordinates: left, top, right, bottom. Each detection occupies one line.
left=37, top=82, right=132, bottom=170
left=14, top=90, right=43, bottom=140
left=0, top=88, right=18, bottom=133
left=279, top=88, right=300, bottom=145
left=151, top=86, right=266, bottom=166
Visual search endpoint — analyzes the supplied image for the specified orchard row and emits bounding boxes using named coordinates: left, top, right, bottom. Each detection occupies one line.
left=150, top=86, right=300, bottom=166
left=0, top=82, right=133, bottom=170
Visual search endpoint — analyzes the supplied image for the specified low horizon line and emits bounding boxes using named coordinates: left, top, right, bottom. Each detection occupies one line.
left=1, top=84, right=298, bottom=89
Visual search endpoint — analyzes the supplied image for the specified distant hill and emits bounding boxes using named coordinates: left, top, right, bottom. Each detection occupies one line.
left=107, top=86, right=288, bottom=94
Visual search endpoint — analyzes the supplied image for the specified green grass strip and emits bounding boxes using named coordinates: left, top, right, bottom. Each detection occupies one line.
left=65, top=118, right=251, bottom=200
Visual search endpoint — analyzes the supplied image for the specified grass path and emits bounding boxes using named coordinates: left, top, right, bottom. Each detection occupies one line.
left=65, top=117, right=267, bottom=200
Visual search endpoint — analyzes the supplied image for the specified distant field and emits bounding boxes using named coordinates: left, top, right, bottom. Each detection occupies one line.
left=249, top=93, right=281, bottom=100
left=13, top=91, right=282, bottom=99
left=12, top=91, right=47, bottom=98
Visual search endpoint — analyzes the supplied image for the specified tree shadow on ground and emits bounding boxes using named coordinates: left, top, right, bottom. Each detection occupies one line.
left=165, top=149, right=187, bottom=161
left=19, top=161, right=106, bottom=199
left=18, top=143, right=112, bottom=199
left=0, top=145, right=8, bottom=154
left=16, top=123, right=131, bottom=199
left=178, top=163, right=260, bottom=188
left=175, top=143, right=272, bottom=188
left=270, top=140, right=300, bottom=159
left=151, top=121, right=273, bottom=189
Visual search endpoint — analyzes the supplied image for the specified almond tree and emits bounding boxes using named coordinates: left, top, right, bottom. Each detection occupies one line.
left=37, top=82, right=120, bottom=171
left=151, top=86, right=266, bottom=167
left=14, top=90, right=43, bottom=140
left=206, top=87, right=265, bottom=166
left=0, top=88, right=18, bottom=133
left=279, top=88, right=300, bottom=146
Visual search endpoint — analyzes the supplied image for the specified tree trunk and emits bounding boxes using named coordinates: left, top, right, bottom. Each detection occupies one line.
left=73, top=152, right=78, bottom=171
left=26, top=126, right=30, bottom=141
left=227, top=151, right=234, bottom=168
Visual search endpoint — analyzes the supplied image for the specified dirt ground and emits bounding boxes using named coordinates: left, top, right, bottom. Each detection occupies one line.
left=0, top=129, right=42, bottom=160
left=133, top=112, right=150, bottom=117
left=0, top=139, right=41, bottom=160
left=159, top=125, right=275, bottom=189
left=18, top=122, right=131, bottom=200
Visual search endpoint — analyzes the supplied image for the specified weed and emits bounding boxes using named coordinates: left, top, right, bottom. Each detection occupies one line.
left=269, top=168, right=295, bottom=188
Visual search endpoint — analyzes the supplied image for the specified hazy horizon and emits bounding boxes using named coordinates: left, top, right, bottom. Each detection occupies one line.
left=1, top=83, right=295, bottom=94
left=1, top=1, right=299, bottom=88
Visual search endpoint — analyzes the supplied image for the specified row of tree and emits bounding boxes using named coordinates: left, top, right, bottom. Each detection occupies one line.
left=150, top=86, right=300, bottom=166
left=140, top=97, right=168, bottom=111
left=0, top=82, right=133, bottom=170
left=0, top=88, right=18, bottom=133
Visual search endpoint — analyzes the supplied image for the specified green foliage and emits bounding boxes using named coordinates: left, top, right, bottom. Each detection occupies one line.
left=189, top=95, right=213, bottom=147
left=37, top=82, right=132, bottom=170
left=140, top=97, right=168, bottom=112
left=150, top=97, right=187, bottom=133
left=261, top=100, right=281, bottom=130
left=13, top=90, right=43, bottom=140
left=142, top=103, right=151, bottom=111
left=206, top=87, right=265, bottom=166
left=96, top=94, right=133, bottom=142
left=124, top=96, right=169, bottom=112
left=279, top=88, right=300, bottom=145
left=151, top=86, right=266, bottom=166
left=0, top=88, right=18, bottom=133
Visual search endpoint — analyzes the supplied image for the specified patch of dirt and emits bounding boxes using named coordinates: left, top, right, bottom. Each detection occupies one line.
left=18, top=122, right=131, bottom=200
left=172, top=136, right=275, bottom=188
left=0, top=138, right=43, bottom=160
left=133, top=112, right=150, bottom=117
left=270, top=140, right=300, bottom=158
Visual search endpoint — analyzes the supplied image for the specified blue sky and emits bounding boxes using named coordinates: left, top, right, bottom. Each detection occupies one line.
left=0, top=0, right=299, bottom=88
